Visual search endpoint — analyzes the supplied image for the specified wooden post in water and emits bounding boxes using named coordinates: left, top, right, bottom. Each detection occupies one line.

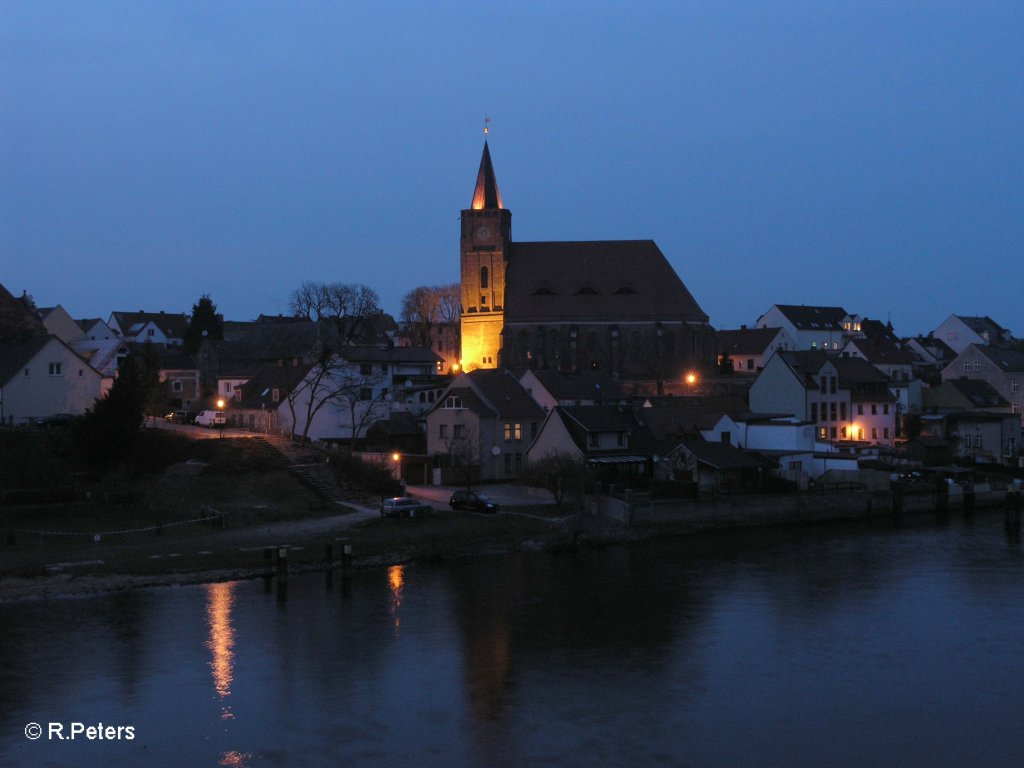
left=336, top=537, right=353, bottom=580
left=276, top=547, right=289, bottom=584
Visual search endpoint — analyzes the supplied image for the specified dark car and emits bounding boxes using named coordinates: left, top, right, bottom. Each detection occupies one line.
left=35, top=413, right=77, bottom=427
left=165, top=410, right=197, bottom=424
left=380, top=496, right=433, bottom=518
left=449, top=490, right=501, bottom=513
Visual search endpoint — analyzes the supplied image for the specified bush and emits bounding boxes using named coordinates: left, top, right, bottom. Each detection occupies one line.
left=332, top=454, right=402, bottom=497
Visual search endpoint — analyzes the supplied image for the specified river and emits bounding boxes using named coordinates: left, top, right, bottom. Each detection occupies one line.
left=3, top=510, right=1024, bottom=767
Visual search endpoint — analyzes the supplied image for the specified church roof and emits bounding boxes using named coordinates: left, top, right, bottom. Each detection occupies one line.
left=504, top=240, right=708, bottom=324
left=470, top=141, right=503, bottom=211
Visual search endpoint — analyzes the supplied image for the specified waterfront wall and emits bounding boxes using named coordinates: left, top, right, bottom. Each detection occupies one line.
left=622, top=486, right=1010, bottom=529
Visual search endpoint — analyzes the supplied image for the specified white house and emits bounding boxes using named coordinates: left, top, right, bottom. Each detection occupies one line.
left=755, top=305, right=849, bottom=351
left=717, top=326, right=796, bottom=374
left=932, top=315, right=1013, bottom=355
left=0, top=336, right=103, bottom=425
left=108, top=310, right=189, bottom=347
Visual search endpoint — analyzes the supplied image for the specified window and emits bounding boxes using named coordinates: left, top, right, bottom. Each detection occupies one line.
left=514, top=423, right=522, bottom=441
left=830, top=402, right=837, bottom=421
left=858, top=428, right=864, bottom=440
left=830, top=426, right=837, bottom=439
left=24, top=368, right=29, bottom=377
left=819, top=427, right=828, bottom=439
left=439, top=424, right=447, bottom=438
left=840, top=426, right=847, bottom=439
left=871, top=427, right=878, bottom=439
left=172, top=381, right=183, bottom=393
left=1013, top=381, right=1020, bottom=393
left=589, top=432, right=600, bottom=448
left=975, top=434, right=983, bottom=448
left=840, top=402, right=847, bottom=421
left=789, top=461, right=802, bottom=471
left=271, top=388, right=280, bottom=403
left=444, top=396, right=464, bottom=409
left=504, top=453, right=511, bottom=473
left=819, top=376, right=827, bottom=394
left=883, top=428, right=890, bottom=439
left=147, top=328, right=154, bottom=337
left=453, top=424, right=465, bottom=438
left=515, top=453, right=522, bottom=471
left=871, top=404, right=877, bottom=415
left=810, top=403, right=818, bottom=422
left=857, top=404, right=864, bottom=416
left=419, top=392, right=426, bottom=403
left=48, top=362, right=62, bottom=376
left=829, top=377, right=837, bottom=394
left=480, top=266, right=489, bottom=289
left=746, top=358, right=754, bottom=370
left=883, top=404, right=889, bottom=415
left=973, top=362, right=981, bottom=372
left=360, top=363, right=373, bottom=375
left=504, top=422, right=512, bottom=441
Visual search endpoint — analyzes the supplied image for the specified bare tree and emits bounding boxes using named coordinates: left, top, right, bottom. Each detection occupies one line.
left=401, top=282, right=461, bottom=354
left=442, top=418, right=482, bottom=490
left=326, top=365, right=392, bottom=452
left=289, top=282, right=383, bottom=344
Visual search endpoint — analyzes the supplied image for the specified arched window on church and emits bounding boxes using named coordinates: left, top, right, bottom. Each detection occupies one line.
left=480, top=266, right=489, bottom=289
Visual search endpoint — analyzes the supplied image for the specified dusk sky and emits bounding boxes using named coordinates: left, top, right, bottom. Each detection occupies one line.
left=3, top=1, right=1022, bottom=337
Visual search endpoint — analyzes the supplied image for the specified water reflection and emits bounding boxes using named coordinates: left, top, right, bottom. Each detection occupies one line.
left=218, top=750, right=254, bottom=767
left=205, top=582, right=236, bottom=717
left=388, top=565, right=405, bottom=636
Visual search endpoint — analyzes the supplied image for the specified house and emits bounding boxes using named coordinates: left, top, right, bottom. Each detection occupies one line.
left=0, top=336, right=103, bottom=425
left=0, top=283, right=46, bottom=341
left=717, top=326, right=795, bottom=374
left=458, top=141, right=716, bottom=393
left=904, top=335, right=958, bottom=382
left=932, top=315, right=1014, bottom=354
left=526, top=405, right=657, bottom=481
left=924, top=378, right=1011, bottom=415
left=750, top=351, right=898, bottom=445
left=76, top=318, right=118, bottom=343
left=518, top=369, right=627, bottom=410
left=283, top=346, right=442, bottom=445
left=37, top=306, right=83, bottom=344
left=755, top=305, right=849, bottom=351
left=941, top=344, right=1024, bottom=425
left=425, top=369, right=545, bottom=482
left=929, top=411, right=1021, bottom=465
left=229, top=362, right=313, bottom=433
left=108, top=310, right=189, bottom=347
left=664, top=439, right=777, bottom=494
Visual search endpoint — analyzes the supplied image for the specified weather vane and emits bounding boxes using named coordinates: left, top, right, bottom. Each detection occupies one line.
left=484, top=115, right=491, bottom=135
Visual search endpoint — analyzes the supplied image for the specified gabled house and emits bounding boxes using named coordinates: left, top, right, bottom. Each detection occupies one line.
left=527, top=405, right=657, bottom=480
left=426, top=369, right=545, bottom=481
left=717, top=326, right=795, bottom=374
left=933, top=315, right=1014, bottom=354
left=0, top=283, right=45, bottom=341
left=0, top=336, right=103, bottom=425
left=76, top=318, right=118, bottom=343
left=37, top=306, right=83, bottom=344
left=230, top=362, right=312, bottom=433
left=750, top=351, right=898, bottom=445
left=518, top=369, right=627, bottom=410
left=924, top=378, right=1011, bottom=414
left=755, top=305, right=849, bottom=351
left=283, top=345, right=442, bottom=445
left=108, top=310, right=189, bottom=347
left=664, top=439, right=777, bottom=494
left=904, top=335, right=958, bottom=383
left=941, top=344, right=1024, bottom=425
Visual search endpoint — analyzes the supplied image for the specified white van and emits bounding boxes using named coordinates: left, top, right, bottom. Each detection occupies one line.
left=195, top=410, right=227, bottom=427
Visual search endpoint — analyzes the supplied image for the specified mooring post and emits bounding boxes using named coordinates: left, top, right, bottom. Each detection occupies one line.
left=276, top=546, right=289, bottom=584
left=336, top=537, right=353, bottom=580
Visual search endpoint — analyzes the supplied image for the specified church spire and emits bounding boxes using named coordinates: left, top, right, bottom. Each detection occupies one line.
left=471, top=141, right=503, bottom=211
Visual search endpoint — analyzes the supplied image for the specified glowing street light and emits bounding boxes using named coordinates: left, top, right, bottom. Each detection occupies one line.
left=685, top=372, right=698, bottom=387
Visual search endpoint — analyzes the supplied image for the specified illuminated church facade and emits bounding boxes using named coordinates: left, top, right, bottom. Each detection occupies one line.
left=459, top=141, right=716, bottom=394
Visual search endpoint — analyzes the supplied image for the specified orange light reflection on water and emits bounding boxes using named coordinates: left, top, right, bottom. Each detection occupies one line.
left=205, top=582, right=237, bottom=719
left=388, top=564, right=405, bottom=635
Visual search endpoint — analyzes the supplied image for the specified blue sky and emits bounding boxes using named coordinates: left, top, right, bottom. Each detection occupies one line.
left=2, top=1, right=1022, bottom=336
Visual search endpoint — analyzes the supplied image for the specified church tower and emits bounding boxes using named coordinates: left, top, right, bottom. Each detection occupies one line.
left=460, top=141, right=511, bottom=370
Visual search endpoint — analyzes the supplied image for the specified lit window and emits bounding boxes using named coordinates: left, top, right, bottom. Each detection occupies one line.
left=504, top=422, right=512, bottom=441
left=514, top=423, right=522, bottom=441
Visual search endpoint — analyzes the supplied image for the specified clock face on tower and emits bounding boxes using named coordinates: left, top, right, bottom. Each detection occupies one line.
left=475, top=225, right=491, bottom=241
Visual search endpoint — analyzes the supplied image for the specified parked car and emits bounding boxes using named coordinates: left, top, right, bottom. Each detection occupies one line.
left=449, top=490, right=501, bottom=513
left=165, top=410, right=196, bottom=424
left=380, top=496, right=432, bottom=518
left=35, top=413, right=76, bottom=427
left=195, top=410, right=227, bottom=427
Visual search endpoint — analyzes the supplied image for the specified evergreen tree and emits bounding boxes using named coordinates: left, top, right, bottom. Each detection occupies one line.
left=184, top=294, right=223, bottom=354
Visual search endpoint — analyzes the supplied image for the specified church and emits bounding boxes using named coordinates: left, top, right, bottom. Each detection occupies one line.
left=459, top=141, right=716, bottom=395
